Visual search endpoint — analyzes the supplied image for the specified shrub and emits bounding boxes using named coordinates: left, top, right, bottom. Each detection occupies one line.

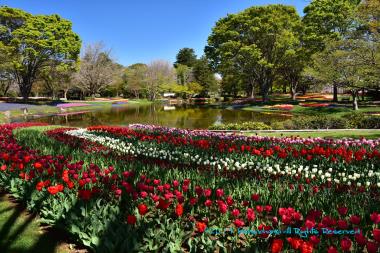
left=270, top=120, right=294, bottom=130
left=290, top=116, right=350, bottom=129
left=343, top=112, right=365, bottom=128
left=209, top=121, right=272, bottom=130
left=359, top=115, right=380, bottom=129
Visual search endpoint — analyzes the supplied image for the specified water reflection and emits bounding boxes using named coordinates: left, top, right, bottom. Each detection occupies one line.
left=19, top=104, right=290, bottom=129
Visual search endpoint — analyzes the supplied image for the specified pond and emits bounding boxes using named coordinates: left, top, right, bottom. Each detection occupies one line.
left=17, top=104, right=291, bottom=129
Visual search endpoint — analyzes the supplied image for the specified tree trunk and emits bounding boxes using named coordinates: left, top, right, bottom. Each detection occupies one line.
left=333, top=83, right=338, bottom=102
left=362, top=88, right=365, bottom=101
left=250, top=83, right=255, bottom=99
left=291, top=87, right=297, bottom=101
left=20, top=79, right=32, bottom=101
left=261, top=80, right=270, bottom=102
left=64, top=89, right=68, bottom=100
left=352, top=90, right=359, bottom=110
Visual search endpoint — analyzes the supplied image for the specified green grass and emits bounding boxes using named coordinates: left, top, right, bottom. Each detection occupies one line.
left=246, top=130, right=380, bottom=139
left=0, top=194, right=70, bottom=253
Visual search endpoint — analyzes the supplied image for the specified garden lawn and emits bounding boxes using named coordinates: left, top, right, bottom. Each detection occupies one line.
left=0, top=194, right=70, bottom=253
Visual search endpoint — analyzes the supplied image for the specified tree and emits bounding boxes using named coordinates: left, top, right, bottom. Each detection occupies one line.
left=275, top=27, right=309, bottom=100
left=302, top=0, right=360, bottom=101
left=307, top=0, right=380, bottom=110
left=145, top=60, right=175, bottom=101
left=39, top=62, right=77, bottom=99
left=174, top=48, right=197, bottom=68
left=0, top=46, right=15, bottom=96
left=0, top=7, right=81, bottom=100
left=124, top=63, right=148, bottom=98
left=187, top=82, right=204, bottom=97
left=192, top=56, right=218, bottom=95
left=206, top=5, right=302, bottom=102
left=76, top=43, right=117, bottom=97
left=175, top=64, right=192, bottom=85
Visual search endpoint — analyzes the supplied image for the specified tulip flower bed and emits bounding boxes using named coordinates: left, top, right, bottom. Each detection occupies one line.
left=0, top=123, right=380, bottom=253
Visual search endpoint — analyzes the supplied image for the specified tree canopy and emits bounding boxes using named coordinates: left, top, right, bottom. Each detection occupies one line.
left=174, top=48, right=197, bottom=68
left=206, top=4, right=303, bottom=101
left=0, top=6, right=81, bottom=99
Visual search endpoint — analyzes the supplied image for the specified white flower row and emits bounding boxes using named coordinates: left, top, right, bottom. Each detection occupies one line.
left=65, top=129, right=380, bottom=188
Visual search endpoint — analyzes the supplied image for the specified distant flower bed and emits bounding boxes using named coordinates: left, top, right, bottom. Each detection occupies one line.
left=56, top=103, right=90, bottom=108
left=300, top=103, right=331, bottom=108
left=297, top=95, right=329, bottom=100
left=267, top=104, right=294, bottom=111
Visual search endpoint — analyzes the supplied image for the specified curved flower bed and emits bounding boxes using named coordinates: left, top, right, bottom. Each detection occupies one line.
left=0, top=123, right=379, bottom=252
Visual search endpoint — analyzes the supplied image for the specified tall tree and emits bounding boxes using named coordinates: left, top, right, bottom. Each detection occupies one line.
left=276, top=26, right=309, bottom=100
left=303, top=0, right=360, bottom=101
left=174, top=48, right=197, bottom=68
left=206, top=5, right=302, bottom=102
left=0, top=7, right=81, bottom=100
left=0, top=45, right=15, bottom=96
left=175, top=64, right=192, bottom=85
left=145, top=60, right=174, bottom=101
left=39, top=62, right=77, bottom=99
left=124, top=63, right=148, bottom=98
left=192, top=56, right=218, bottom=95
left=76, top=43, right=117, bottom=97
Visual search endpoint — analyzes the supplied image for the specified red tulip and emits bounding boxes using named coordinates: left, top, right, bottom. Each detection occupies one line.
left=373, top=228, right=380, bottom=242
left=246, top=208, right=256, bottom=222
left=204, top=188, right=212, bottom=197
left=309, top=235, right=320, bottom=245
left=337, top=206, right=348, bottom=216
left=204, top=199, right=212, bottom=207
left=251, top=193, right=260, bottom=201
left=36, top=181, right=44, bottom=191
left=337, top=219, right=348, bottom=229
left=232, top=209, right=240, bottom=217
left=233, top=219, right=245, bottom=227
left=156, top=198, right=171, bottom=210
left=33, top=162, right=42, bottom=169
left=218, top=201, right=228, bottom=214
left=138, top=204, right=148, bottom=216
left=196, top=222, right=207, bottom=233
left=189, top=197, right=198, bottom=206
left=127, top=215, right=137, bottom=224
left=350, top=215, right=361, bottom=225
left=287, top=237, right=303, bottom=250
left=175, top=204, right=183, bottom=217
left=226, top=196, right=234, bottom=206
left=340, top=237, right=352, bottom=252
left=300, top=241, right=313, bottom=253
left=370, top=212, right=380, bottom=224
left=327, top=245, right=338, bottom=253
left=355, top=233, right=367, bottom=246
left=366, top=241, right=379, bottom=253
left=271, top=239, right=283, bottom=253
left=216, top=188, right=224, bottom=198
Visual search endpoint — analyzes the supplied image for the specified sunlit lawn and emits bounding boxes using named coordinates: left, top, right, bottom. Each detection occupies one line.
left=0, top=194, right=72, bottom=253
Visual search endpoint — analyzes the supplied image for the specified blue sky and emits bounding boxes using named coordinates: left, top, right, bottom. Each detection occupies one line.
left=0, top=0, right=310, bottom=66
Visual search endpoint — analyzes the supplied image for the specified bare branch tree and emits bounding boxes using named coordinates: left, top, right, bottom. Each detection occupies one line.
left=76, top=42, right=117, bottom=97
